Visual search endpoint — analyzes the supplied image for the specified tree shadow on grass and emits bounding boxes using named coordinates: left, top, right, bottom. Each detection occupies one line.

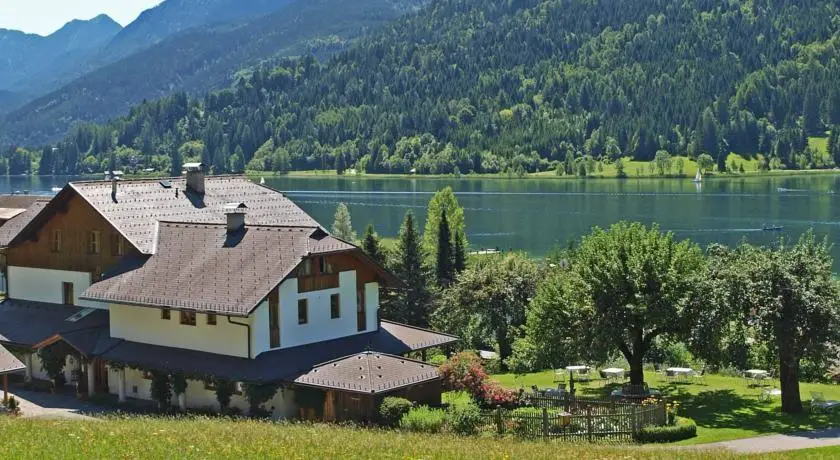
left=666, top=388, right=840, bottom=436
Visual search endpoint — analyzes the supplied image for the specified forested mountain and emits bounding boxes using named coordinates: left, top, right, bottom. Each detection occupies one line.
left=7, top=0, right=840, bottom=176
left=0, top=15, right=121, bottom=109
left=93, top=0, right=293, bottom=65
left=0, top=0, right=427, bottom=146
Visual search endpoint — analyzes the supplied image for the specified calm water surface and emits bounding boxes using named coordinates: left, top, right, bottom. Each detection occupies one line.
left=5, top=174, right=840, bottom=265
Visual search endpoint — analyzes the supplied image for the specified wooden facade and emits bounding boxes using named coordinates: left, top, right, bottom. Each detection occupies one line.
left=319, top=380, right=444, bottom=423
left=6, top=192, right=135, bottom=276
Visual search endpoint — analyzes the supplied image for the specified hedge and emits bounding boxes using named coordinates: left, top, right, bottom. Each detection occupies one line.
left=635, top=417, right=697, bottom=443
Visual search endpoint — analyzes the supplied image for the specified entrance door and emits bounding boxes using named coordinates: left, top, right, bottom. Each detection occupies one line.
left=94, top=358, right=108, bottom=393
left=62, top=282, right=74, bottom=305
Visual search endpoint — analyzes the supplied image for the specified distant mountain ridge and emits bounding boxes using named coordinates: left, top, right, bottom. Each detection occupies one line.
left=93, top=0, right=294, bottom=65
left=0, top=14, right=122, bottom=104
left=0, top=0, right=427, bottom=144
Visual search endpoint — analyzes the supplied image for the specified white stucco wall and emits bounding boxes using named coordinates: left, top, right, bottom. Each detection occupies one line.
left=276, top=271, right=377, bottom=350
left=107, top=366, right=296, bottom=418
left=7, top=266, right=107, bottom=309
left=365, top=282, right=379, bottom=333
left=250, top=299, right=269, bottom=358
left=109, top=304, right=249, bottom=357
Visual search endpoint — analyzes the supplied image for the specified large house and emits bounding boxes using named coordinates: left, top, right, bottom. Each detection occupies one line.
left=0, top=165, right=455, bottom=420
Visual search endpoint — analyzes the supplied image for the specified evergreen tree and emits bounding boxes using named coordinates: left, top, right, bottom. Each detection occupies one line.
left=423, top=187, right=467, bottom=256
left=384, top=211, right=433, bottom=326
left=453, top=229, right=466, bottom=273
left=803, top=84, right=823, bottom=135
left=362, top=223, right=384, bottom=265
left=436, top=209, right=454, bottom=286
left=170, top=143, right=183, bottom=177
left=331, top=203, right=357, bottom=242
left=829, top=127, right=840, bottom=166
left=698, top=108, right=720, bottom=156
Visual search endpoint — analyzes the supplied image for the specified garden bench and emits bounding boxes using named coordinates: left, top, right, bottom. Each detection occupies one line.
left=810, top=392, right=840, bottom=413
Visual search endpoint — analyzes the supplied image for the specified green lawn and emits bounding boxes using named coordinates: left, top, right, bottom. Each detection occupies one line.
left=492, top=370, right=840, bottom=445
left=0, top=415, right=771, bottom=459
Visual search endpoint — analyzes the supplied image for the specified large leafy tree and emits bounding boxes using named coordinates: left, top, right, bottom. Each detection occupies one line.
left=383, top=211, right=434, bottom=326
left=696, top=234, right=840, bottom=413
left=527, top=222, right=704, bottom=385
left=433, top=253, right=538, bottom=370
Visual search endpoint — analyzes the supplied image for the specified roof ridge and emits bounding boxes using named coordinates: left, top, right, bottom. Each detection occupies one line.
left=69, top=174, right=250, bottom=186
left=156, top=220, right=320, bottom=230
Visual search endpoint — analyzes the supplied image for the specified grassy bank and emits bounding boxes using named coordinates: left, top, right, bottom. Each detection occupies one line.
left=492, top=370, right=840, bottom=446
left=0, top=415, right=816, bottom=459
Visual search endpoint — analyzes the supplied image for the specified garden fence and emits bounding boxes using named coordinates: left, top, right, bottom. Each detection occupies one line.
left=479, top=396, right=666, bottom=442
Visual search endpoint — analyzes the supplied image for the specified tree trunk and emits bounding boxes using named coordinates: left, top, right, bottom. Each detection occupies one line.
left=497, top=327, right=511, bottom=372
left=779, top=339, right=802, bottom=413
left=629, top=332, right=646, bottom=385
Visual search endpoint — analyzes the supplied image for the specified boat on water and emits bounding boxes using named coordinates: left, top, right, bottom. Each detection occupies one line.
left=693, top=170, right=702, bottom=183
left=51, top=187, right=62, bottom=193
left=260, top=177, right=266, bottom=185
left=762, top=224, right=784, bottom=232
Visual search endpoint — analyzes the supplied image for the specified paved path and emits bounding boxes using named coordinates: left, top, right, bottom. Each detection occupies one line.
left=695, top=428, right=840, bottom=453
left=9, top=388, right=115, bottom=420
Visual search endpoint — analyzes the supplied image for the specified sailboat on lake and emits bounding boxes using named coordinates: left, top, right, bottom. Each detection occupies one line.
left=693, top=170, right=702, bottom=183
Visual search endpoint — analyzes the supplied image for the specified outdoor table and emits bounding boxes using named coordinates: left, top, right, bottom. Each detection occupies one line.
left=566, top=365, right=590, bottom=372
left=745, top=369, right=770, bottom=386
left=666, top=367, right=693, bottom=381
left=601, top=368, right=625, bottom=381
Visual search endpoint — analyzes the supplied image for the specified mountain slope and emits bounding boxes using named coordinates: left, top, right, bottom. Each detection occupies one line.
left=94, top=0, right=293, bottom=64
left=0, top=15, right=121, bottom=95
left=0, top=0, right=426, bottom=145
left=9, top=0, right=840, bottom=176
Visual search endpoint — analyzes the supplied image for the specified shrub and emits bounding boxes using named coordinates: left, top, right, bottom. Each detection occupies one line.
left=378, top=397, right=413, bottom=427
left=150, top=370, right=172, bottom=410
left=5, top=396, right=19, bottom=416
left=478, top=382, right=520, bottom=409
left=400, top=406, right=446, bottom=433
left=427, top=354, right=447, bottom=366
left=439, top=352, right=487, bottom=397
left=635, top=417, right=697, bottom=443
left=446, top=398, right=482, bottom=436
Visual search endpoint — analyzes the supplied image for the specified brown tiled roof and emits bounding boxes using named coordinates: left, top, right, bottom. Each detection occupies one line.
left=0, top=344, right=25, bottom=375
left=66, top=175, right=320, bottom=254
left=293, top=352, right=440, bottom=394
left=0, top=195, right=42, bottom=210
left=0, top=299, right=109, bottom=348
left=0, top=200, right=48, bottom=247
left=379, top=321, right=459, bottom=349
left=81, top=222, right=355, bottom=315
left=95, top=320, right=455, bottom=383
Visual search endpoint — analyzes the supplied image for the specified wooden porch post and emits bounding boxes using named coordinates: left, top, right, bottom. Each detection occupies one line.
left=3, top=374, right=8, bottom=404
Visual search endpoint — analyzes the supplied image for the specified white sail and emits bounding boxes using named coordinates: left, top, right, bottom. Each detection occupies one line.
left=694, top=170, right=702, bottom=182
left=260, top=177, right=266, bottom=185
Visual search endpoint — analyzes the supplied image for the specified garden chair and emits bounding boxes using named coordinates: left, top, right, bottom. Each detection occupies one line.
left=810, top=392, right=840, bottom=413
left=691, top=367, right=707, bottom=385
left=553, top=365, right=566, bottom=384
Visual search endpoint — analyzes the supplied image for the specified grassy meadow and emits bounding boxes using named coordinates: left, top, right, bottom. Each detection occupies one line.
left=2, top=415, right=838, bottom=459
left=492, top=370, right=840, bottom=445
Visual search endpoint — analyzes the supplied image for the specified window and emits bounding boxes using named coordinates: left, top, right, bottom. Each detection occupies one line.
left=319, top=256, right=332, bottom=274
left=142, top=371, right=153, bottom=380
left=88, top=230, right=101, bottom=255
left=330, top=294, right=340, bottom=319
left=51, top=230, right=62, bottom=253
left=203, top=380, right=216, bottom=391
left=269, top=290, right=280, bottom=348
left=180, top=311, right=197, bottom=326
left=62, top=282, right=74, bottom=306
left=111, top=233, right=125, bottom=256
left=298, top=299, right=308, bottom=325
left=161, top=309, right=171, bottom=320
left=207, top=313, right=217, bottom=325
left=298, top=258, right=312, bottom=276
left=357, top=289, right=366, bottom=332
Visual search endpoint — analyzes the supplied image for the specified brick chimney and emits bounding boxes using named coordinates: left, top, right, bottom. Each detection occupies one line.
left=223, top=203, right=248, bottom=233
left=183, top=162, right=205, bottom=194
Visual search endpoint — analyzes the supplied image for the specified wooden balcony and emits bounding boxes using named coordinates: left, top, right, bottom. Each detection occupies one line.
left=297, top=273, right=340, bottom=293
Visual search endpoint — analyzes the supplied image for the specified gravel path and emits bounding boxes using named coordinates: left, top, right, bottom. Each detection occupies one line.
left=9, top=388, right=114, bottom=420
left=694, top=428, right=840, bottom=453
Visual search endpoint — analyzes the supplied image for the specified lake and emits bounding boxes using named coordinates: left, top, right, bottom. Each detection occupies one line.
left=4, top=174, right=840, bottom=265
